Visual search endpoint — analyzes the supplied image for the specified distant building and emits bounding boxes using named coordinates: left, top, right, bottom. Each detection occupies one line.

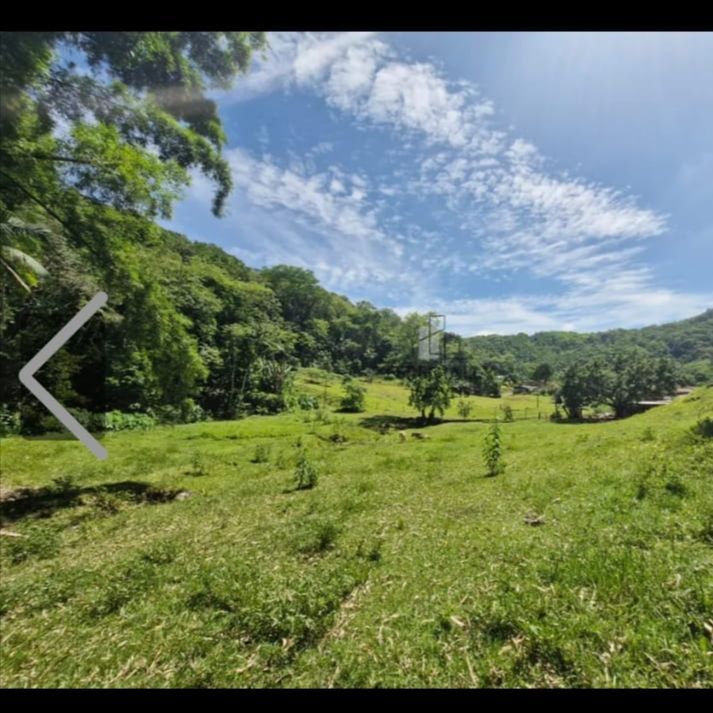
left=512, top=384, right=538, bottom=395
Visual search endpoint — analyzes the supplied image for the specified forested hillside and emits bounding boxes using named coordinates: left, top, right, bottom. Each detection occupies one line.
left=465, top=310, right=713, bottom=385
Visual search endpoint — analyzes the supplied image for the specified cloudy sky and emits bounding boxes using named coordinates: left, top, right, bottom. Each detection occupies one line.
left=165, top=32, right=713, bottom=335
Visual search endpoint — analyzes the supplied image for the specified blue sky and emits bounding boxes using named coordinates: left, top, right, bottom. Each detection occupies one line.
left=164, top=32, right=713, bottom=336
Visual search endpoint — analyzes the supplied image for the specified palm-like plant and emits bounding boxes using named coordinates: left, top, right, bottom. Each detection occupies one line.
left=0, top=216, right=50, bottom=292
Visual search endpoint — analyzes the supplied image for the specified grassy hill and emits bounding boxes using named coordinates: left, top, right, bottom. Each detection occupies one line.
left=1, top=373, right=712, bottom=687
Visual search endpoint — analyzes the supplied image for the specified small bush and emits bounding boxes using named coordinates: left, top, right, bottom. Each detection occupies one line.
left=252, top=443, right=271, bottom=463
left=692, top=417, right=713, bottom=439
left=699, top=514, right=713, bottom=546
left=315, top=408, right=332, bottom=425
left=102, top=410, right=158, bottom=431
left=483, top=422, right=504, bottom=477
left=340, top=377, right=366, bottom=413
left=294, top=450, right=318, bottom=490
left=501, top=404, right=514, bottom=422
left=457, top=399, right=473, bottom=419
left=665, top=479, right=687, bottom=497
left=90, top=491, right=124, bottom=515
left=0, top=404, right=21, bottom=436
left=293, top=518, right=340, bottom=555
left=295, top=394, right=319, bottom=411
left=50, top=474, right=77, bottom=493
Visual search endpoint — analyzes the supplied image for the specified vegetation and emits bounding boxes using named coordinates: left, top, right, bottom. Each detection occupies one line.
left=339, top=377, right=366, bottom=413
left=407, top=366, right=453, bottom=424
left=556, top=350, right=678, bottom=420
left=466, top=311, right=713, bottom=387
left=1, top=375, right=711, bottom=687
left=457, top=399, right=473, bottom=419
left=482, top=422, right=504, bottom=477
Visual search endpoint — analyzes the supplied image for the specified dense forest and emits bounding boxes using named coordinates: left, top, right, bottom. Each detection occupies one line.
left=465, top=309, right=713, bottom=387
left=1, top=32, right=711, bottom=434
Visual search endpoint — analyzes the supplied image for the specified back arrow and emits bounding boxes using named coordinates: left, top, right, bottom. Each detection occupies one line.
left=19, top=291, right=108, bottom=460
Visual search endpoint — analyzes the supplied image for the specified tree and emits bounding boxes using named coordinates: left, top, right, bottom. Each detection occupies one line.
left=601, top=350, right=677, bottom=418
left=532, top=362, right=553, bottom=386
left=556, top=359, right=606, bottom=420
left=1, top=31, right=266, bottom=220
left=407, top=366, right=453, bottom=424
left=555, top=350, right=679, bottom=420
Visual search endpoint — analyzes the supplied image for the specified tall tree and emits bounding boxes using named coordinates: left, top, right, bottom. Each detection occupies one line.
left=1, top=31, right=266, bottom=220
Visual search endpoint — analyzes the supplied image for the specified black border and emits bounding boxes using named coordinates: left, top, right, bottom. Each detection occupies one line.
left=2, top=7, right=713, bottom=31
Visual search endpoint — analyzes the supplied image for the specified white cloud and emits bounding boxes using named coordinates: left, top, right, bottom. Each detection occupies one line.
left=395, top=284, right=713, bottom=336
left=195, top=32, right=711, bottom=334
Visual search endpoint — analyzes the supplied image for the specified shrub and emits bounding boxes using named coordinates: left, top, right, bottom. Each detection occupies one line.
left=340, top=377, right=366, bottom=413
left=483, top=422, right=504, bottom=477
left=295, top=393, right=319, bottom=411
left=102, top=411, right=158, bottom=431
left=294, top=450, right=318, bottom=490
left=292, top=517, right=340, bottom=555
left=501, top=404, right=514, bottom=422
left=457, top=399, right=473, bottom=419
left=252, top=443, right=271, bottom=464
left=692, top=417, right=713, bottom=439
left=0, top=405, right=21, bottom=436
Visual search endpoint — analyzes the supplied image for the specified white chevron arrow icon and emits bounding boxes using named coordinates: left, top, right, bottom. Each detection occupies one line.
left=19, top=291, right=108, bottom=460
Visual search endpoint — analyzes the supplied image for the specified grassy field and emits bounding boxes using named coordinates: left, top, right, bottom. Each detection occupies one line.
left=1, top=371, right=712, bottom=688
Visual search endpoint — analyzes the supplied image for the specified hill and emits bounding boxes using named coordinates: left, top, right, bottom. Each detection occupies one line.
left=465, top=310, right=713, bottom=384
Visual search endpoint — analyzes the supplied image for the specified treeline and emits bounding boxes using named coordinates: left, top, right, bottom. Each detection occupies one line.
left=465, top=310, right=713, bottom=386
left=0, top=216, right=437, bottom=430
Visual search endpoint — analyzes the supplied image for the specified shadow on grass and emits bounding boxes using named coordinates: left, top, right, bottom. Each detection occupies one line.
left=358, top=414, right=499, bottom=432
left=0, top=481, right=182, bottom=524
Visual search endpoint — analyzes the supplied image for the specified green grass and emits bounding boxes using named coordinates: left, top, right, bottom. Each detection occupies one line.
left=1, top=374, right=712, bottom=687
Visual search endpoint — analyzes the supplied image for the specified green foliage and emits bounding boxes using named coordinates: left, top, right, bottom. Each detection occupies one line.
left=467, top=311, right=713, bottom=386
left=556, top=350, right=679, bottom=420
left=252, top=443, right=271, bottom=464
left=291, top=517, right=340, bottom=556
left=294, top=394, right=320, bottom=411
left=693, top=417, right=713, bottom=439
left=0, top=404, right=21, bottom=436
left=1, top=31, right=266, bottom=218
left=294, top=450, right=318, bottom=490
left=339, top=376, right=366, bottom=413
left=556, top=359, right=607, bottom=420
left=483, top=422, right=504, bottom=477
left=456, top=399, right=472, bottom=419
left=5, top=523, right=60, bottom=564
left=408, top=366, right=453, bottom=423
left=532, top=362, right=553, bottom=384
left=501, top=404, right=514, bottom=422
